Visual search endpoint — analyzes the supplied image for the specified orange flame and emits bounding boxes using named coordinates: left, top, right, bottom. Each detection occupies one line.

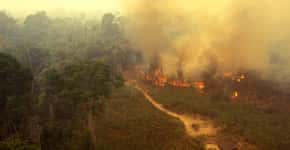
left=234, top=91, right=239, bottom=97
left=236, top=74, right=246, bottom=83
left=168, top=80, right=192, bottom=88
left=144, top=68, right=168, bottom=87
left=240, top=75, right=245, bottom=79
left=194, top=81, right=205, bottom=90
left=230, top=91, right=239, bottom=100
left=224, top=72, right=233, bottom=77
left=142, top=69, right=249, bottom=102
left=143, top=69, right=205, bottom=89
left=229, top=91, right=239, bottom=102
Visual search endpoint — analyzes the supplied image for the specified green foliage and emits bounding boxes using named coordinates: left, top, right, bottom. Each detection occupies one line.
left=41, top=61, right=116, bottom=102
left=0, top=11, right=138, bottom=149
left=0, top=138, right=39, bottom=150
left=0, top=53, right=32, bottom=98
left=38, top=61, right=115, bottom=124
left=1, top=46, right=51, bottom=74
left=23, top=11, right=52, bottom=43
left=114, top=74, right=125, bottom=88
left=38, top=60, right=124, bottom=149
left=0, top=52, right=33, bottom=115
left=0, top=52, right=34, bottom=142
left=101, top=13, right=121, bottom=40
left=0, top=11, right=17, bottom=42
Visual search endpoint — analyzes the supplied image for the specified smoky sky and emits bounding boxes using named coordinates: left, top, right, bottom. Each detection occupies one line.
left=122, top=0, right=290, bottom=82
left=2, top=0, right=290, bottom=82
left=0, top=0, right=121, bottom=16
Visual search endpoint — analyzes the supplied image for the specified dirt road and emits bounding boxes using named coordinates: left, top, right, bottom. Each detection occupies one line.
left=127, top=81, right=220, bottom=150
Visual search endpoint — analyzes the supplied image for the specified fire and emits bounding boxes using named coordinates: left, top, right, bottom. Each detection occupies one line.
left=231, top=91, right=239, bottom=101
left=240, top=75, right=245, bottom=79
left=224, top=72, right=246, bottom=81
left=168, top=80, right=192, bottom=88
left=142, top=69, right=248, bottom=100
left=194, top=81, right=205, bottom=90
left=236, top=74, right=246, bottom=83
left=224, top=72, right=233, bottom=77
left=143, top=68, right=205, bottom=90
left=223, top=72, right=245, bottom=100
left=145, top=68, right=167, bottom=87
left=234, top=91, right=239, bottom=97
left=136, top=68, right=276, bottom=105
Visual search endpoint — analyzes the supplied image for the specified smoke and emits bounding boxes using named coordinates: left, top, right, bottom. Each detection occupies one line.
left=121, top=0, right=290, bottom=82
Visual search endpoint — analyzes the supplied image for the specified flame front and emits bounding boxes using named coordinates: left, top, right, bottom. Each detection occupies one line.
left=145, top=68, right=167, bottom=87
left=143, top=68, right=205, bottom=90
left=194, top=81, right=205, bottom=90
left=141, top=69, right=248, bottom=101
left=168, top=80, right=192, bottom=88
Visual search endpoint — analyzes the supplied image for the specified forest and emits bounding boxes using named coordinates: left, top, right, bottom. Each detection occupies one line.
left=0, top=11, right=143, bottom=149
left=2, top=1, right=290, bottom=149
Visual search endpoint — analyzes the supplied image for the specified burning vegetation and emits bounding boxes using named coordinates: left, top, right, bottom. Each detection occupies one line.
left=124, top=0, right=290, bottom=107
left=138, top=60, right=290, bottom=111
left=141, top=67, right=205, bottom=91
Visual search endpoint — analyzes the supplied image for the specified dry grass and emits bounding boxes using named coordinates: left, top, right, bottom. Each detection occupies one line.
left=94, top=87, right=203, bottom=150
left=145, top=84, right=290, bottom=150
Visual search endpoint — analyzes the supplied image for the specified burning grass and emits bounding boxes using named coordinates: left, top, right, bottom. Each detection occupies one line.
left=140, top=68, right=206, bottom=93
left=140, top=67, right=290, bottom=111
left=125, top=67, right=290, bottom=149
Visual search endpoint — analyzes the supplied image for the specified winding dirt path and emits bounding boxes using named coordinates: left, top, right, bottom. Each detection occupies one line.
left=126, top=81, right=221, bottom=150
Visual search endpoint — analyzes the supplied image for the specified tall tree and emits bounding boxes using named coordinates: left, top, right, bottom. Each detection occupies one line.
left=38, top=60, right=123, bottom=149
left=23, top=11, right=52, bottom=44
left=0, top=12, right=18, bottom=47
left=0, top=52, right=33, bottom=139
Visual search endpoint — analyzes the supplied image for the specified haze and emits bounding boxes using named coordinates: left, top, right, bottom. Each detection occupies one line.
left=0, top=0, right=122, bottom=16
left=1, top=0, right=290, bottom=150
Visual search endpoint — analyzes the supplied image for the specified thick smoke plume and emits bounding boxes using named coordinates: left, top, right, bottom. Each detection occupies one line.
left=122, top=0, right=290, bottom=82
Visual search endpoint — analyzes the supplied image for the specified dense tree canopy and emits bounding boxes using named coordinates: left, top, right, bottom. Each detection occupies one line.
left=0, top=53, right=33, bottom=142
left=0, top=12, right=18, bottom=46
left=40, top=61, right=120, bottom=104
left=0, top=11, right=134, bottom=150
left=0, top=52, right=32, bottom=110
left=23, top=11, right=52, bottom=44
